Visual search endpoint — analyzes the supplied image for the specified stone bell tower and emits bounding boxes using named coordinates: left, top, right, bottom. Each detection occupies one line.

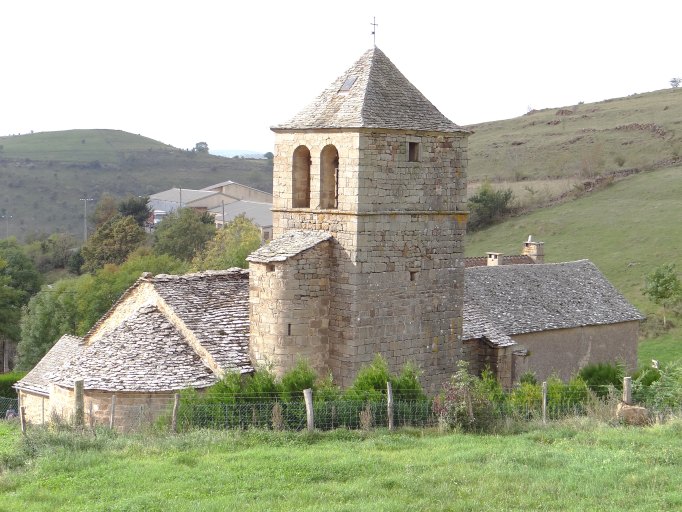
left=248, top=47, right=469, bottom=391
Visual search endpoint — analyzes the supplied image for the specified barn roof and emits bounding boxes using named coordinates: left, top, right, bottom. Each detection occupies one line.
left=15, top=334, right=84, bottom=395
left=274, top=47, right=467, bottom=133
left=18, top=269, right=252, bottom=395
left=464, top=260, right=644, bottom=338
left=48, top=306, right=218, bottom=392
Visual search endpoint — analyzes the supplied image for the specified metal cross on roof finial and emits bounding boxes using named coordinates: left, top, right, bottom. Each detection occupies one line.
left=371, top=17, right=378, bottom=47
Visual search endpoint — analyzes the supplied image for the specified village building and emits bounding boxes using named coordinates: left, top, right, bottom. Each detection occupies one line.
left=15, top=270, right=251, bottom=429
left=15, top=47, right=643, bottom=426
left=149, top=181, right=273, bottom=240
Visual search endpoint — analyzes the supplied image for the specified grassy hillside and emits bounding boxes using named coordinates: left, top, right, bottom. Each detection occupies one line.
left=465, top=165, right=682, bottom=313
left=466, top=87, right=682, bottom=183
left=0, top=130, right=272, bottom=240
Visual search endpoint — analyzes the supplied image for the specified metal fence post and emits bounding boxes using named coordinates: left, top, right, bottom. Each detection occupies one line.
left=172, top=393, right=180, bottom=433
left=387, top=381, right=394, bottom=431
left=541, top=381, right=548, bottom=424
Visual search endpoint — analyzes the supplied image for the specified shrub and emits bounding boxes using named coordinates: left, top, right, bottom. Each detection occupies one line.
left=391, top=362, right=427, bottom=401
left=280, top=359, right=317, bottom=401
left=467, top=181, right=514, bottom=231
left=345, top=354, right=392, bottom=401
left=0, top=372, right=25, bottom=398
left=578, top=362, right=624, bottom=398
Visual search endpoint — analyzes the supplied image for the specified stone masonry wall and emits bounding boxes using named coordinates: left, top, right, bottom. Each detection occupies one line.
left=265, top=128, right=469, bottom=393
left=249, top=241, right=332, bottom=376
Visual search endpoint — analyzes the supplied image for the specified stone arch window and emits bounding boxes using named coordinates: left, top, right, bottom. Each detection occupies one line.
left=292, top=145, right=311, bottom=208
left=320, top=145, right=339, bottom=209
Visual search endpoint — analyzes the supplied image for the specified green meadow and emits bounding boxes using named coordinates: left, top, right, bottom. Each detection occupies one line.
left=2, top=421, right=682, bottom=511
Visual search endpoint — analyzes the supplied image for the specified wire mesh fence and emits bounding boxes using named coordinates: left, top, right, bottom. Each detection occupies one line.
left=1, top=397, right=19, bottom=419
left=6, top=377, right=681, bottom=433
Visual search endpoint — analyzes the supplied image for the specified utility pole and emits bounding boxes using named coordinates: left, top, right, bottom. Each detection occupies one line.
left=79, top=198, right=93, bottom=242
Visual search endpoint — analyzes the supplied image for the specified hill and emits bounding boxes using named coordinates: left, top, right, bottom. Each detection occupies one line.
left=0, top=129, right=272, bottom=240
left=465, top=165, right=682, bottom=313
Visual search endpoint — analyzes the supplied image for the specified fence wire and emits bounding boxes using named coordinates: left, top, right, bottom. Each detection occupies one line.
left=1, top=397, right=19, bottom=419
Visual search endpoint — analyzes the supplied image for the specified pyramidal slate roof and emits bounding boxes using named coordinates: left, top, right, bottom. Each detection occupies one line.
left=464, top=260, right=644, bottom=338
left=274, top=47, right=467, bottom=133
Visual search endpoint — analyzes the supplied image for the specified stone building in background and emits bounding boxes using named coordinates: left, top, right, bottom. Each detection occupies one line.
left=247, top=47, right=470, bottom=391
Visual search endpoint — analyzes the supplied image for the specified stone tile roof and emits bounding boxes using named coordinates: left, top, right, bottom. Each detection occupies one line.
left=247, top=230, right=332, bottom=263
left=464, top=255, right=535, bottom=267
left=464, top=260, right=644, bottom=337
left=48, top=306, right=218, bottom=392
left=152, top=270, right=252, bottom=376
left=15, top=334, right=84, bottom=395
left=274, top=47, right=467, bottom=133
left=462, top=307, right=515, bottom=347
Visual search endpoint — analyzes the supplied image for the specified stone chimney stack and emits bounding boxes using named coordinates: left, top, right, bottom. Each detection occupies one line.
left=522, top=236, right=544, bottom=263
left=486, top=252, right=503, bottom=266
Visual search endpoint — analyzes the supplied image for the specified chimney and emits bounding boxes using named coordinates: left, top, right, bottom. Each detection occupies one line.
left=522, top=235, right=544, bottom=263
left=486, top=252, right=503, bottom=266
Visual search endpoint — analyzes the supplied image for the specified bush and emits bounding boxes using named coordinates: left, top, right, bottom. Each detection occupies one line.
left=467, top=181, right=514, bottom=231
left=345, top=354, right=392, bottom=401
left=280, top=359, right=317, bottom=401
left=578, top=362, right=624, bottom=398
left=0, top=372, right=25, bottom=398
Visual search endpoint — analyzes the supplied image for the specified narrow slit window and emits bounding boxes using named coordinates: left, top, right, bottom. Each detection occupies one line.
left=287, top=324, right=292, bottom=336
left=408, top=142, right=420, bottom=162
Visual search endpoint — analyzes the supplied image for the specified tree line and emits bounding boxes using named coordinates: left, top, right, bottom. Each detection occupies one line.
left=1, top=194, right=262, bottom=372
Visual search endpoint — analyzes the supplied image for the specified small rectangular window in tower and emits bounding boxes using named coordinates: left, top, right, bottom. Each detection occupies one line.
left=408, top=142, right=420, bottom=162
left=410, top=271, right=418, bottom=282
left=266, top=264, right=275, bottom=273
left=287, top=323, right=292, bottom=336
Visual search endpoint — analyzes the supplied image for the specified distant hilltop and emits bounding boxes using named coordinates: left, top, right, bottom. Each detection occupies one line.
left=211, top=149, right=268, bottom=159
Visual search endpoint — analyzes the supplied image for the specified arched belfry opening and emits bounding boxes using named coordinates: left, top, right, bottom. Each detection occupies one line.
left=320, top=145, right=339, bottom=209
left=292, top=145, right=311, bottom=208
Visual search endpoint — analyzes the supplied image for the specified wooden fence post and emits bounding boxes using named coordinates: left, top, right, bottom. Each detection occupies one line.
left=387, top=381, right=394, bottom=431
left=109, top=395, right=117, bottom=430
left=74, top=379, right=84, bottom=428
left=19, top=406, right=26, bottom=435
left=541, top=381, right=548, bottom=424
left=171, top=393, right=180, bottom=433
left=303, top=388, right=314, bottom=432
left=623, top=376, right=632, bottom=405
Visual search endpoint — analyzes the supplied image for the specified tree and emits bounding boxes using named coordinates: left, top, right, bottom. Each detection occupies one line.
left=263, top=152, right=274, bottom=160
left=194, top=141, right=209, bottom=153
left=671, top=77, right=681, bottom=88
left=153, top=208, right=216, bottom=262
left=467, top=181, right=514, bottom=231
left=642, top=263, right=681, bottom=327
left=81, top=215, right=146, bottom=273
left=92, top=193, right=119, bottom=228
left=118, top=195, right=151, bottom=227
left=17, top=248, right=187, bottom=370
left=192, top=214, right=261, bottom=270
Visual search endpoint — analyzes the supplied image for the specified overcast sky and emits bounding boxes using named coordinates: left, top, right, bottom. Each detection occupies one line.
left=3, top=0, right=680, bottom=153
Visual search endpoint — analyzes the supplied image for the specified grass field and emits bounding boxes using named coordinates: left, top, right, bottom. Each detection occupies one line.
left=1, top=421, right=682, bottom=511
left=466, top=165, right=682, bottom=313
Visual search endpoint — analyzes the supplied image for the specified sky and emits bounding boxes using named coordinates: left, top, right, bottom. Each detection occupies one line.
left=2, top=0, right=680, bottom=153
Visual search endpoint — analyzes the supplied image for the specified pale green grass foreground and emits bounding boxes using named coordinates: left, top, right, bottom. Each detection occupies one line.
left=2, top=420, right=682, bottom=511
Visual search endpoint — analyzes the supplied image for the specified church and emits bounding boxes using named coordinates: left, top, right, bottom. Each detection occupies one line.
left=15, top=46, right=643, bottom=426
